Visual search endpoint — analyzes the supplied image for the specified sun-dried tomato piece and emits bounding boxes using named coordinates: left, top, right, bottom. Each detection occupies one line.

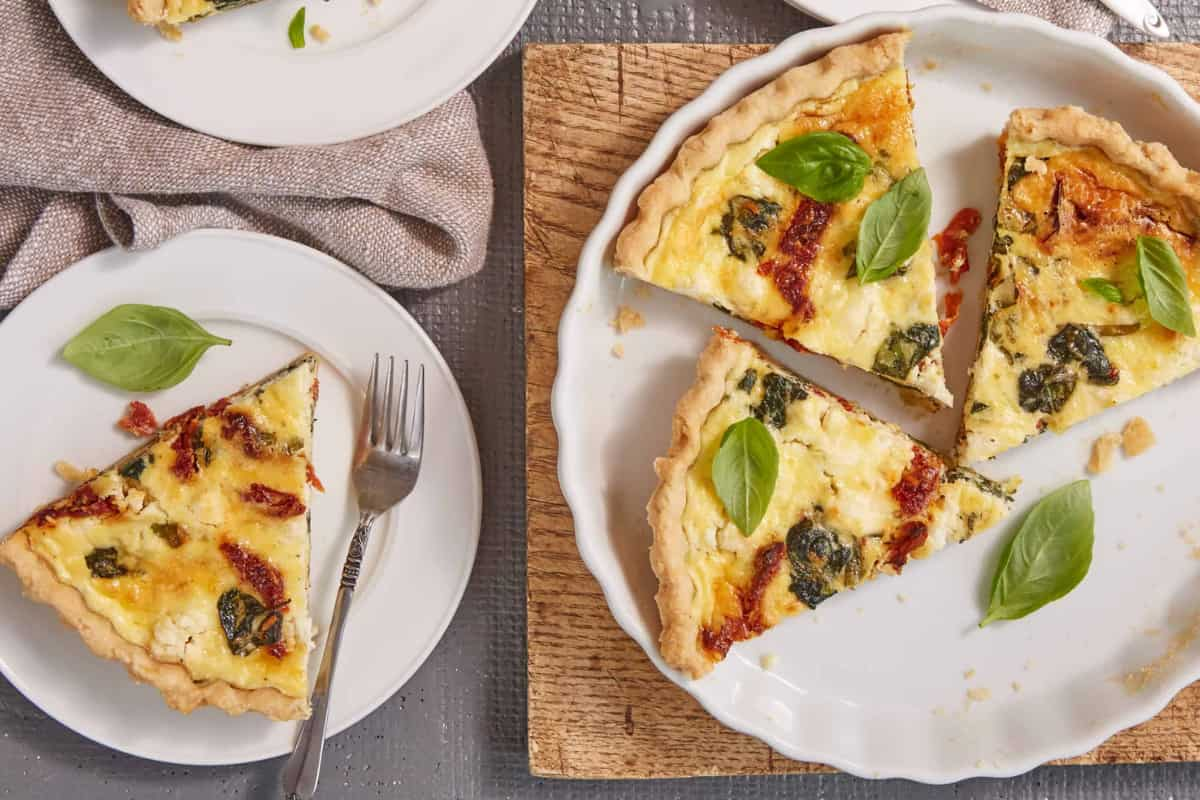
left=306, top=462, right=325, bottom=493
left=33, top=486, right=120, bottom=527
left=891, top=446, right=943, bottom=517
left=219, top=540, right=287, bottom=609
left=934, top=207, right=982, bottom=284
left=117, top=401, right=159, bottom=437
left=886, top=520, right=929, bottom=571
left=939, top=290, right=963, bottom=336
left=221, top=412, right=267, bottom=459
left=241, top=483, right=306, bottom=519
left=757, top=197, right=834, bottom=321
left=170, top=415, right=203, bottom=481
left=700, top=541, right=787, bottom=658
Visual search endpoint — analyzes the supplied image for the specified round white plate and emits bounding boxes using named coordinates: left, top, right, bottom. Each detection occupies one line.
left=0, top=230, right=481, bottom=765
left=786, top=0, right=975, bottom=23
left=48, top=0, right=537, bottom=146
left=556, top=7, right=1200, bottom=783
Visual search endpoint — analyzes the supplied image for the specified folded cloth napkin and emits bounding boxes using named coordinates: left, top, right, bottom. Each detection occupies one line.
left=0, top=1, right=493, bottom=309
left=979, top=0, right=1114, bottom=36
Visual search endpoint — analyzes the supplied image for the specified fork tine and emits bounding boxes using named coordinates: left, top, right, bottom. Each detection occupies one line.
left=389, top=361, right=408, bottom=452
left=381, top=356, right=395, bottom=450
left=368, top=355, right=386, bottom=446
left=407, top=364, right=425, bottom=455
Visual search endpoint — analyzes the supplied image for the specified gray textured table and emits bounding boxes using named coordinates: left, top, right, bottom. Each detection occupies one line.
left=3, top=1, right=1200, bottom=798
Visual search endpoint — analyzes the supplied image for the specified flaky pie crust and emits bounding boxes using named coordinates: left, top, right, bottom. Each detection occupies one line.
left=1007, top=106, right=1200, bottom=215
left=613, top=31, right=911, bottom=278
left=647, top=329, right=749, bottom=679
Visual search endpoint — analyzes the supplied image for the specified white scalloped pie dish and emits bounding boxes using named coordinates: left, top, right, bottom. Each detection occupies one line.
left=553, top=8, right=1200, bottom=782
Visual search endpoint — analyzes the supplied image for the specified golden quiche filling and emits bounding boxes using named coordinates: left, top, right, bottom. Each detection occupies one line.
left=615, top=33, right=953, bottom=406
left=127, top=0, right=253, bottom=25
left=650, top=330, right=1015, bottom=678
left=0, top=355, right=319, bottom=720
left=960, top=108, right=1200, bottom=462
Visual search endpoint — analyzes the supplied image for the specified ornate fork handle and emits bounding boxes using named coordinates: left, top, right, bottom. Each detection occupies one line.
left=281, top=511, right=378, bottom=800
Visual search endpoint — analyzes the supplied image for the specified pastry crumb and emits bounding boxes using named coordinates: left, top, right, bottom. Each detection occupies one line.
left=1023, top=659, right=1035, bottom=672
left=612, top=305, right=644, bottom=334
left=633, top=284, right=651, bottom=299
left=963, top=668, right=976, bottom=680
left=611, top=343, right=625, bottom=359
left=1087, top=432, right=1122, bottom=474
left=309, top=24, right=331, bottom=43
left=980, top=81, right=993, bottom=92
left=896, top=593, right=907, bottom=604
left=932, top=705, right=946, bottom=717
left=1011, top=681, right=1022, bottom=693
left=1116, top=541, right=1127, bottom=551
left=1122, top=417, right=1156, bottom=457
left=855, top=607, right=864, bottom=615
left=922, top=58, right=938, bottom=71
left=760, top=653, right=778, bottom=671
left=368, top=0, right=382, bottom=5
left=54, top=460, right=98, bottom=484
left=966, top=687, right=991, bottom=703
left=156, top=22, right=183, bottom=42
left=1024, top=156, right=1048, bottom=175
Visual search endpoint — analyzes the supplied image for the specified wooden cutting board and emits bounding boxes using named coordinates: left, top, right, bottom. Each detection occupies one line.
left=524, top=41, right=1200, bottom=780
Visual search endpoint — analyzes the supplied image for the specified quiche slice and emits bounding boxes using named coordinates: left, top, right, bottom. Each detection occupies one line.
left=615, top=32, right=953, bottom=406
left=127, top=0, right=259, bottom=26
left=959, top=107, right=1200, bottom=462
left=651, top=330, right=1015, bottom=678
left=0, top=355, right=320, bottom=720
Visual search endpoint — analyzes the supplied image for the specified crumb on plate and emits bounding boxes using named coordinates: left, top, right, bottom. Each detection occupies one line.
left=963, top=668, right=976, bottom=680
left=612, top=305, right=644, bottom=334
left=54, top=461, right=98, bottom=484
left=896, top=593, right=907, bottom=604
left=611, top=343, right=625, bottom=359
left=1011, top=681, right=1021, bottom=693
left=310, top=24, right=331, bottom=43
left=1122, top=416, right=1156, bottom=457
left=760, top=653, right=778, bottom=671
left=966, top=687, right=991, bottom=703
left=156, top=22, right=182, bottom=42
left=980, top=81, right=993, bottom=92
left=1087, top=432, right=1121, bottom=474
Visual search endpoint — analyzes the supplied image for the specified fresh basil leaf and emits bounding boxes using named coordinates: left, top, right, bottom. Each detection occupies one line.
left=1078, top=277, right=1125, bottom=305
left=755, top=132, right=872, bottom=203
left=980, top=480, right=1094, bottom=627
left=1136, top=235, right=1195, bottom=336
left=288, top=7, right=306, bottom=49
left=63, top=304, right=232, bottom=392
left=711, top=417, right=779, bottom=537
left=856, top=168, right=932, bottom=284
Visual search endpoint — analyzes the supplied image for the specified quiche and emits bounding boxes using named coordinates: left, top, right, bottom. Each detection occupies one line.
left=615, top=32, right=954, bottom=406
left=127, top=0, right=258, bottom=25
left=651, top=329, right=1016, bottom=678
left=0, top=355, right=320, bottom=720
left=959, top=107, right=1200, bottom=462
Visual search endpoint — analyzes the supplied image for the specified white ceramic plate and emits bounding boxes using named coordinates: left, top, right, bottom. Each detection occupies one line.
left=786, top=0, right=976, bottom=23
left=0, top=230, right=481, bottom=765
left=556, top=7, right=1200, bottom=782
left=48, top=0, right=536, bottom=146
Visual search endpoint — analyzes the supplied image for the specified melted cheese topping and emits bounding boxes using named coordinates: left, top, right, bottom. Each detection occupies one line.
left=960, top=137, right=1200, bottom=462
left=680, top=343, right=1013, bottom=657
left=23, top=362, right=316, bottom=698
left=642, top=67, right=950, bottom=404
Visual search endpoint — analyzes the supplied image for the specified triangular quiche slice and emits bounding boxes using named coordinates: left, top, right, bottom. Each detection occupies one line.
left=615, top=32, right=953, bottom=406
left=959, top=107, right=1200, bottom=462
left=650, top=329, right=1015, bottom=678
left=0, top=355, right=320, bottom=720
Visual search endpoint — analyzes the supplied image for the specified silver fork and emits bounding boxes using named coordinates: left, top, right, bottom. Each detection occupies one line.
left=282, top=355, right=425, bottom=800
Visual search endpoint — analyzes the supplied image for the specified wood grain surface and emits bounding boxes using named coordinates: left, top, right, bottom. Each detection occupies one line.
left=524, top=42, right=1200, bottom=780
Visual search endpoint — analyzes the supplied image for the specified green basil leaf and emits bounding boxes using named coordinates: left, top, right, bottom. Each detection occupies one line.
left=288, top=7, right=306, bottom=49
left=980, top=480, right=1094, bottom=627
left=711, top=417, right=779, bottom=537
left=1137, top=235, right=1195, bottom=336
left=62, top=304, right=232, bottom=392
left=755, top=132, right=872, bottom=203
left=1078, top=277, right=1125, bottom=305
left=856, top=168, right=932, bottom=284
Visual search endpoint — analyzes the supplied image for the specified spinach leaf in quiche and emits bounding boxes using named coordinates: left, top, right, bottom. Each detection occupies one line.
left=712, top=417, right=779, bottom=537
left=288, top=7, right=306, bottom=49
left=856, top=168, right=932, bottom=284
left=63, top=304, right=232, bottom=392
left=981, top=480, right=1094, bottom=627
left=755, top=132, right=872, bottom=203
left=1078, top=277, right=1125, bottom=305
left=1136, top=235, right=1196, bottom=336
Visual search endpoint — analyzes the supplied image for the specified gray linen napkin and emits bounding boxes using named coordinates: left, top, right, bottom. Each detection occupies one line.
left=979, top=0, right=1115, bottom=36
left=0, top=1, right=493, bottom=309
